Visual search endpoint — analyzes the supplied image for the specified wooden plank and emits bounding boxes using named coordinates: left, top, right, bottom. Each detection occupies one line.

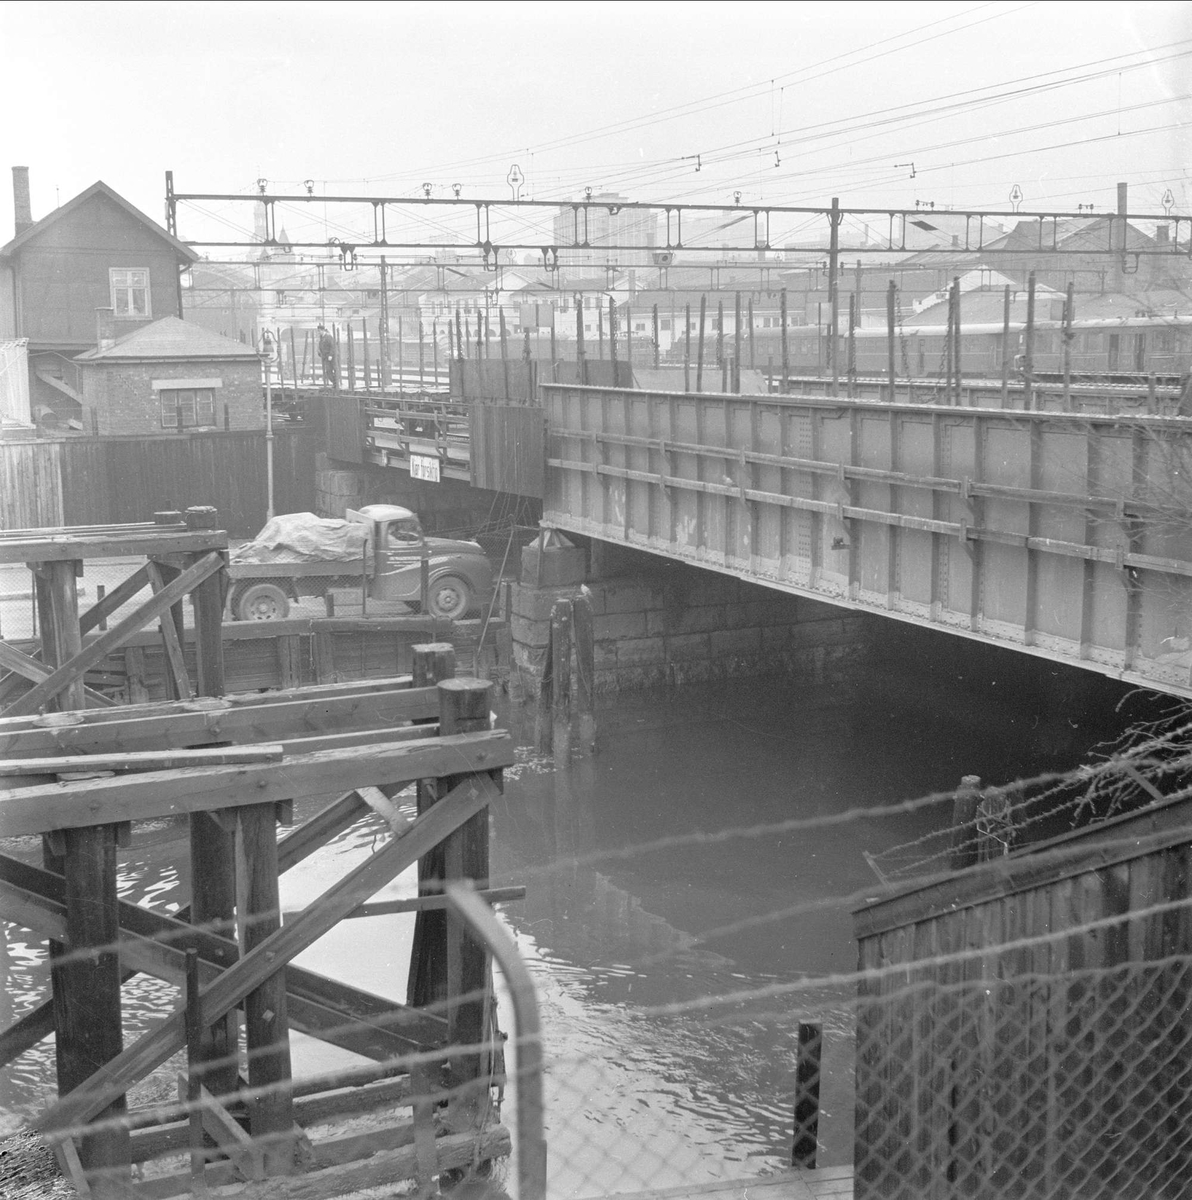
left=0, top=853, right=446, bottom=1055
left=184, top=1081, right=263, bottom=1181
left=0, top=530, right=226, bottom=565
left=78, top=567, right=150, bottom=636
left=0, top=673, right=417, bottom=732
left=277, top=723, right=439, bottom=755
left=0, top=746, right=283, bottom=774
left=135, top=1125, right=511, bottom=1200
left=145, top=561, right=193, bottom=701
left=0, top=686, right=436, bottom=756
left=6, top=553, right=222, bottom=716
left=0, top=729, right=513, bottom=835
left=36, top=774, right=499, bottom=1136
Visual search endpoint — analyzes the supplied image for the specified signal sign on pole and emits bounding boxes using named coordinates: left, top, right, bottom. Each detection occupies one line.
left=1009, top=185, right=1023, bottom=213
left=507, top=164, right=524, bottom=201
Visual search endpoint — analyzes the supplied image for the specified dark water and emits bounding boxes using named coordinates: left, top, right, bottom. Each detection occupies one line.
left=0, top=668, right=1129, bottom=1195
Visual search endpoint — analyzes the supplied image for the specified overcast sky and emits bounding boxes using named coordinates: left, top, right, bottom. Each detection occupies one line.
left=2, top=1, right=1189, bottom=251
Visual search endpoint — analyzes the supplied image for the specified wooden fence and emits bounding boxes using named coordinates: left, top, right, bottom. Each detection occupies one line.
left=0, top=430, right=320, bottom=537
left=853, top=794, right=1192, bottom=1200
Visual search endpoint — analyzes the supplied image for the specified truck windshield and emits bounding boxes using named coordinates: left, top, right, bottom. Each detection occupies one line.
left=387, top=518, right=423, bottom=545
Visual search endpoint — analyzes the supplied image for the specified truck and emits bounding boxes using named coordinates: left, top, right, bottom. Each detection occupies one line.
left=225, top=505, right=494, bottom=622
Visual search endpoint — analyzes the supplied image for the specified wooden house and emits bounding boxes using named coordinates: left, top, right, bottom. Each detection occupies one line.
left=0, top=170, right=198, bottom=427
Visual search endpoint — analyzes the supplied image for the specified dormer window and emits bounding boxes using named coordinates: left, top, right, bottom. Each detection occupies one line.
left=110, top=269, right=150, bottom=317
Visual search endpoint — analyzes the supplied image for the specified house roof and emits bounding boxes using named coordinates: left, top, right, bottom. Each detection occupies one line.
left=75, top=316, right=260, bottom=362
left=0, top=181, right=199, bottom=264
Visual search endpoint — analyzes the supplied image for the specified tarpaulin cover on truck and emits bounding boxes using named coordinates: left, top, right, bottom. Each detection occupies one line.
left=230, top=512, right=368, bottom=564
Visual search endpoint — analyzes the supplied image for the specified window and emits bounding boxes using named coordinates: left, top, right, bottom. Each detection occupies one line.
left=110, top=269, right=150, bottom=317
left=160, top=388, right=216, bottom=428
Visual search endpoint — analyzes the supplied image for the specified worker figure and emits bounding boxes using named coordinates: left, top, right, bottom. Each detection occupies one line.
left=317, top=324, right=336, bottom=388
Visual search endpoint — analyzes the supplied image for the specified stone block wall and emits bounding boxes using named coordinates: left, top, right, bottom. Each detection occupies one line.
left=511, top=557, right=872, bottom=698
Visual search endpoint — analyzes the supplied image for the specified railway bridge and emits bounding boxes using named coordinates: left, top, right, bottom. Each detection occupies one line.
left=535, top=383, right=1192, bottom=700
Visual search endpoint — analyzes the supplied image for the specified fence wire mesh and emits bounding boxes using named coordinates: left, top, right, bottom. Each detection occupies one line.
left=3, top=664, right=1192, bottom=1199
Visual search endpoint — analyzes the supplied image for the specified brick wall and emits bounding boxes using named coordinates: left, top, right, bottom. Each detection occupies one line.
left=511, top=559, right=873, bottom=698
left=81, top=359, right=262, bottom=435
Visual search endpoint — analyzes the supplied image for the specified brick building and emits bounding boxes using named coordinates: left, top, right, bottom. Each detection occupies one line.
left=74, top=316, right=262, bottom=435
left=0, top=168, right=198, bottom=426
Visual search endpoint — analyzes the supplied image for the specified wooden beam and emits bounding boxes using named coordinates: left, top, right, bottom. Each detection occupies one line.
left=0, top=687, right=438, bottom=757
left=0, top=674, right=419, bottom=733
left=134, top=1125, right=510, bottom=1200
left=0, top=730, right=513, bottom=836
left=358, top=785, right=413, bottom=835
left=0, top=853, right=446, bottom=1055
left=6, top=553, right=222, bottom=716
left=0, top=642, right=115, bottom=710
left=0, top=746, right=283, bottom=775
left=145, top=561, right=192, bottom=701
left=36, top=775, right=499, bottom=1137
left=78, top=568, right=150, bottom=636
left=182, top=1081, right=263, bottom=1181
left=0, top=530, right=226, bottom=565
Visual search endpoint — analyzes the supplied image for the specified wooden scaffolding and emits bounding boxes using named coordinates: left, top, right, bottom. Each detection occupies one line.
left=0, top=514, right=517, bottom=1198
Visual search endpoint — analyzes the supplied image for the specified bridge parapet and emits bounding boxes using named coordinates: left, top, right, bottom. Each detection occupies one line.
left=542, top=384, right=1192, bottom=699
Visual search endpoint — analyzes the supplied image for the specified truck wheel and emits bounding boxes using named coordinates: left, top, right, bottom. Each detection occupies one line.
left=427, top=576, right=472, bottom=620
left=236, top=582, right=290, bottom=621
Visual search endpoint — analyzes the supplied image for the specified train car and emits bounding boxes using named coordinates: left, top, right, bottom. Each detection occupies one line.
left=740, top=312, right=1192, bottom=383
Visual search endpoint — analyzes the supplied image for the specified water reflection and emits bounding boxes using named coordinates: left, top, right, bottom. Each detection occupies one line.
left=1, top=672, right=1122, bottom=1190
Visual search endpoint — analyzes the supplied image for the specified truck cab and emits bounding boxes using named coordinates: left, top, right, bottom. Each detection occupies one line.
left=347, top=504, right=492, bottom=618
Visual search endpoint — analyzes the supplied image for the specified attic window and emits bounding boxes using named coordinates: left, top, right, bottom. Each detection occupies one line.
left=110, top=269, right=150, bottom=317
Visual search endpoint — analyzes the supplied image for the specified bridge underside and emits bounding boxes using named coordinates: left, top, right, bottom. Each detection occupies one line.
left=541, top=385, right=1192, bottom=701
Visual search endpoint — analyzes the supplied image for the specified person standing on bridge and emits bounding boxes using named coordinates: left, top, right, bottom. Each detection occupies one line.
left=317, top=323, right=336, bottom=388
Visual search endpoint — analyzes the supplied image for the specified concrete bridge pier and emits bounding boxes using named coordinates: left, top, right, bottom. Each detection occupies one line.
left=510, top=537, right=873, bottom=701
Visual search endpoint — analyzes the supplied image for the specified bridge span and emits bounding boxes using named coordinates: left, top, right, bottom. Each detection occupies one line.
left=539, top=384, right=1192, bottom=700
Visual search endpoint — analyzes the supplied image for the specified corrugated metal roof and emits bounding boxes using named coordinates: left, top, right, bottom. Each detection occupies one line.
left=74, top=317, right=260, bottom=361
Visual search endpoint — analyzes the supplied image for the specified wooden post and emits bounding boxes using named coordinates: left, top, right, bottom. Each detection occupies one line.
left=1063, top=283, right=1075, bottom=412
left=748, top=296, right=755, bottom=369
left=236, top=802, right=294, bottom=1173
left=791, top=1021, right=822, bottom=1169
left=37, top=559, right=85, bottom=712
left=347, top=323, right=356, bottom=392
left=949, top=774, right=983, bottom=870
left=499, top=309, right=510, bottom=400
left=572, top=591, right=595, bottom=754
left=652, top=304, right=660, bottom=369
left=887, top=281, right=897, bottom=403
left=187, top=507, right=224, bottom=698
left=696, top=294, right=707, bottom=393
left=52, top=824, right=131, bottom=1195
left=1001, top=284, right=1011, bottom=409
left=184, top=949, right=207, bottom=1196
left=780, top=288, right=789, bottom=393
left=684, top=303, right=691, bottom=392
left=550, top=599, right=572, bottom=765
left=436, top=678, right=495, bottom=1133
left=608, top=297, right=617, bottom=382
left=407, top=643, right=458, bottom=1010
left=734, top=291, right=742, bottom=393
left=362, top=318, right=371, bottom=391
left=1023, top=270, right=1036, bottom=410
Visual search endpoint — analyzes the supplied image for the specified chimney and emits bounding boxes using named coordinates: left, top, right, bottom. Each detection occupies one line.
left=1117, top=182, right=1128, bottom=216
left=96, top=307, right=116, bottom=352
left=12, top=166, right=32, bottom=234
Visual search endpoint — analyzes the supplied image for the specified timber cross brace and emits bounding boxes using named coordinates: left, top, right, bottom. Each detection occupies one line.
left=0, top=527, right=520, bottom=1200
left=0, top=508, right=231, bottom=716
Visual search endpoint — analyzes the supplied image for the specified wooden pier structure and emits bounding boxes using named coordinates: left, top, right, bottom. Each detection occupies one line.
left=0, top=514, right=518, bottom=1198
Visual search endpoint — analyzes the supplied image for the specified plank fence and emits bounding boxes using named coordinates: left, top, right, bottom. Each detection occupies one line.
left=853, top=793, right=1192, bottom=1200
left=0, top=430, right=320, bottom=538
